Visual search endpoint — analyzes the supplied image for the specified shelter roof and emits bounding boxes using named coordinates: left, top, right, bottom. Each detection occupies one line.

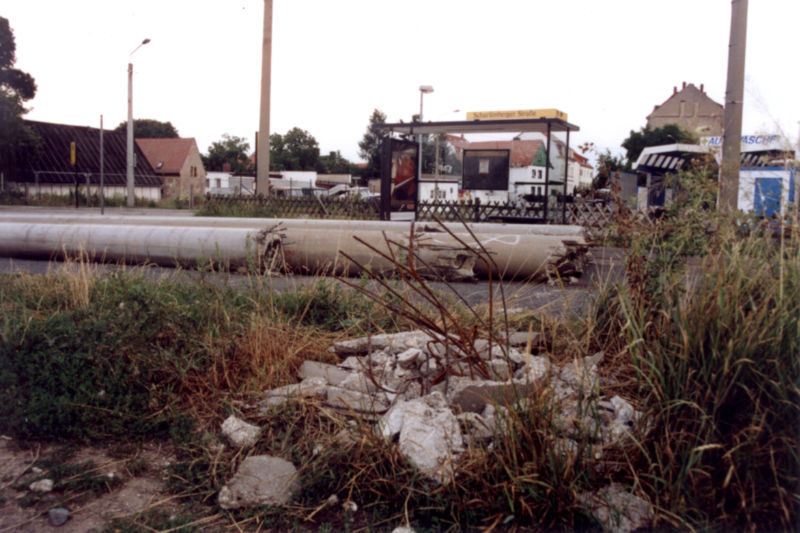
left=634, top=143, right=714, bottom=174
left=378, top=117, right=579, bottom=136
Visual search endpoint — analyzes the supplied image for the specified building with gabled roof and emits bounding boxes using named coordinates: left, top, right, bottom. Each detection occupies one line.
left=8, top=120, right=162, bottom=201
left=445, top=134, right=590, bottom=198
left=135, top=138, right=206, bottom=199
left=647, top=82, right=723, bottom=136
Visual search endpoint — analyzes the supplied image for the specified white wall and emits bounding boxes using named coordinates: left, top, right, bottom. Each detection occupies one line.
left=16, top=183, right=161, bottom=201
left=738, top=167, right=795, bottom=214
left=419, top=180, right=459, bottom=201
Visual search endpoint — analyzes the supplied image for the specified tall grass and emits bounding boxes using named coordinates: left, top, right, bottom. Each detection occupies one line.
left=598, top=166, right=800, bottom=530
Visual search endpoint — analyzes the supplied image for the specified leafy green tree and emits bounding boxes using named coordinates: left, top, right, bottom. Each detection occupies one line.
left=621, top=124, right=694, bottom=165
left=319, top=150, right=355, bottom=174
left=203, top=134, right=251, bottom=173
left=269, top=128, right=321, bottom=171
left=0, top=17, right=38, bottom=180
left=593, top=149, right=627, bottom=190
left=269, top=132, right=289, bottom=171
left=358, top=109, right=388, bottom=178
left=114, top=118, right=179, bottom=138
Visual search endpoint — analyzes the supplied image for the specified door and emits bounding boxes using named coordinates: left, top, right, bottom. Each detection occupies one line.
left=754, top=177, right=781, bottom=217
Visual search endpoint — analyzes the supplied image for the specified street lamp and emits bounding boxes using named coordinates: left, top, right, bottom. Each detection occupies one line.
left=418, top=85, right=433, bottom=179
left=126, top=38, right=150, bottom=208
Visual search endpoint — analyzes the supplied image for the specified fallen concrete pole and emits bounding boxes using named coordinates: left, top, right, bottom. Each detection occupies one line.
left=0, top=216, right=590, bottom=281
left=0, top=212, right=588, bottom=237
left=0, top=222, right=282, bottom=270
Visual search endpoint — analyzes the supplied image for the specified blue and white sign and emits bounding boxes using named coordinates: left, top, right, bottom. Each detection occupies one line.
left=738, top=167, right=796, bottom=216
left=700, top=134, right=787, bottom=151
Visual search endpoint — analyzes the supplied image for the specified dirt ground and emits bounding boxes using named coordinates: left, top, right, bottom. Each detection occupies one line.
left=0, top=436, right=177, bottom=533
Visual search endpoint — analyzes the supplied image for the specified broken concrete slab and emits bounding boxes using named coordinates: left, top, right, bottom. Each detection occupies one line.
left=221, top=415, right=261, bottom=449
left=457, top=411, right=495, bottom=443
left=396, top=348, right=423, bottom=370
left=506, top=330, right=540, bottom=347
left=298, top=360, right=352, bottom=386
left=218, top=456, right=300, bottom=510
left=331, top=331, right=434, bottom=356
left=578, top=483, right=653, bottom=533
left=554, top=352, right=604, bottom=401
left=29, top=479, right=54, bottom=492
left=379, top=392, right=463, bottom=484
left=447, top=377, right=534, bottom=414
left=338, top=371, right=380, bottom=394
left=597, top=395, right=639, bottom=444
left=513, top=355, right=552, bottom=384
left=326, top=386, right=392, bottom=414
left=262, top=376, right=329, bottom=408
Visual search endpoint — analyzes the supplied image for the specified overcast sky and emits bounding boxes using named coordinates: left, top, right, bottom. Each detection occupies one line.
left=3, top=1, right=798, bottom=165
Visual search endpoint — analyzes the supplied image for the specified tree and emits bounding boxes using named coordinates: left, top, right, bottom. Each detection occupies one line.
left=358, top=109, right=388, bottom=178
left=319, top=150, right=355, bottom=174
left=269, top=128, right=321, bottom=171
left=592, top=149, right=627, bottom=190
left=114, top=118, right=179, bottom=138
left=0, top=17, right=38, bottom=180
left=203, top=134, right=251, bottom=173
left=621, top=124, right=694, bottom=165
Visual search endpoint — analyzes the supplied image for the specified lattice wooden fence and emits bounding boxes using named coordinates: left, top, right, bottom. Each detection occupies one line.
left=202, top=194, right=381, bottom=220
left=416, top=199, right=548, bottom=223
left=202, top=194, right=621, bottom=233
left=566, top=201, right=615, bottom=230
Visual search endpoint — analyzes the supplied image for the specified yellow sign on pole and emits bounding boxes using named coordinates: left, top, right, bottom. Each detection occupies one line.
left=466, top=109, right=567, bottom=121
left=69, top=142, right=76, bottom=166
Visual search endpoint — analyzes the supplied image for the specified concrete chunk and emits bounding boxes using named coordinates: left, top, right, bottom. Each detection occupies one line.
left=221, top=415, right=261, bottom=448
left=331, top=331, right=433, bottom=356
left=578, top=483, right=652, bottom=533
left=218, top=456, right=300, bottom=510
left=298, top=360, right=353, bottom=386
left=327, top=386, right=391, bottom=413
left=263, top=376, right=328, bottom=407
left=448, top=378, right=534, bottom=413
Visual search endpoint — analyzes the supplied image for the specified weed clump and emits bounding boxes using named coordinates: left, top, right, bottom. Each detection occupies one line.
left=593, top=166, right=800, bottom=531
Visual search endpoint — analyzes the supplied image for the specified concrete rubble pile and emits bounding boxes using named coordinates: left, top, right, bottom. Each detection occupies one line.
left=218, top=329, right=653, bottom=532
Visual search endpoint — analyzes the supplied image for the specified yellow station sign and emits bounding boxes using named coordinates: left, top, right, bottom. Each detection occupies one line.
left=466, top=108, right=568, bottom=121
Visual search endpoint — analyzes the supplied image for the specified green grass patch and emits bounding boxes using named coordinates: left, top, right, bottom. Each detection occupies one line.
left=0, top=268, right=393, bottom=443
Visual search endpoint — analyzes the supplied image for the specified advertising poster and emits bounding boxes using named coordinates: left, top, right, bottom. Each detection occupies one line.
left=380, top=139, right=418, bottom=217
left=462, top=149, right=510, bottom=191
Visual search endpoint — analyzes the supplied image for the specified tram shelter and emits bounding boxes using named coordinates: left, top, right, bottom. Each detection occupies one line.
left=377, top=114, right=579, bottom=221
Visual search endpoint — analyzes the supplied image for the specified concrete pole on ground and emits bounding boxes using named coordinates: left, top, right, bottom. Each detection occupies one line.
left=256, top=0, right=273, bottom=197
left=718, top=0, right=748, bottom=211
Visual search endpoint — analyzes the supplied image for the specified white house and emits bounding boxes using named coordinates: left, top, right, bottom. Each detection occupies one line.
left=418, top=177, right=460, bottom=202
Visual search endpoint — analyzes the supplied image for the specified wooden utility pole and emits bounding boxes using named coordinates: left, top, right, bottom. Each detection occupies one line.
left=256, top=0, right=273, bottom=196
left=718, top=0, right=748, bottom=211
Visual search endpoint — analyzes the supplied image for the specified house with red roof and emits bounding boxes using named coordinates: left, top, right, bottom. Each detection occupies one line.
left=136, top=138, right=206, bottom=199
left=443, top=134, right=594, bottom=202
